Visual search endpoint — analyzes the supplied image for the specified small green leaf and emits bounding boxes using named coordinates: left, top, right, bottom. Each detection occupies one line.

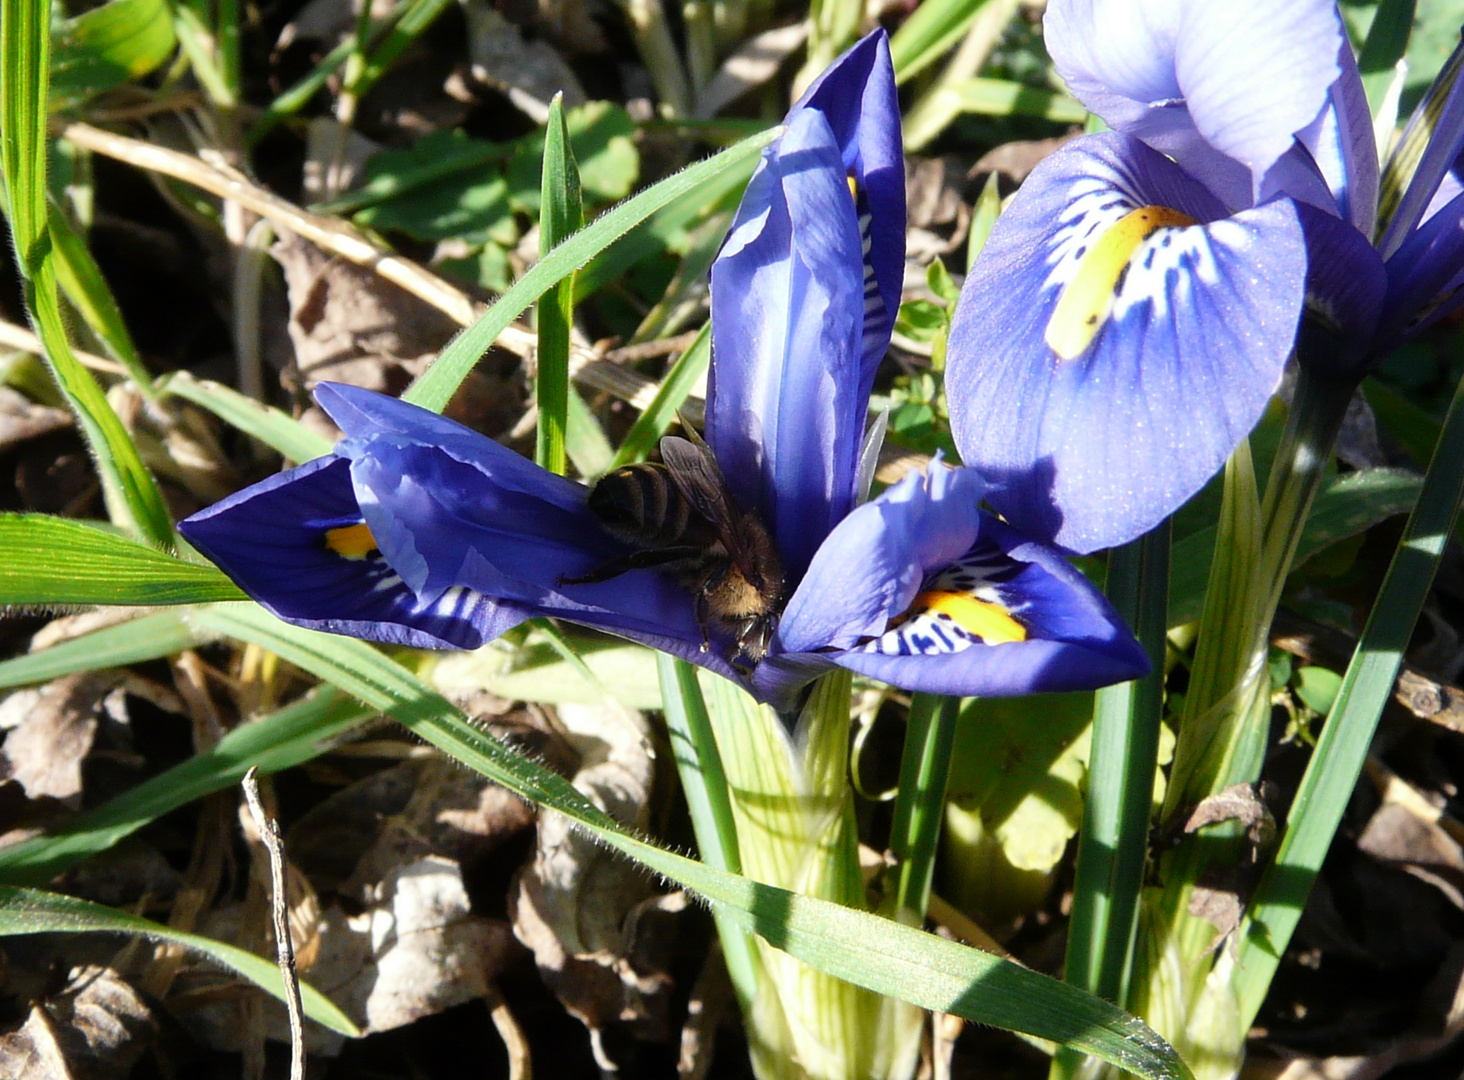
left=0, top=886, right=358, bottom=1036
left=352, top=134, right=518, bottom=245
left=1293, top=665, right=1343, bottom=715
left=49, top=0, right=176, bottom=109
left=0, top=515, right=245, bottom=606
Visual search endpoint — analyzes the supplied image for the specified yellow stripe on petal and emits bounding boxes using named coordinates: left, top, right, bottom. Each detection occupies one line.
left=1045, top=205, right=1197, bottom=361
left=848, top=174, right=859, bottom=202
left=324, top=522, right=378, bottom=560
left=910, top=590, right=1027, bottom=645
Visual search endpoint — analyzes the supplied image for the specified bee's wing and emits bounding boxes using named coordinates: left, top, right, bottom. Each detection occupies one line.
left=659, top=436, right=738, bottom=525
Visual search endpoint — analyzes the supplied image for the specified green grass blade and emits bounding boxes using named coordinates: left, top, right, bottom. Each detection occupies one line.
left=0, top=886, right=359, bottom=1036
left=350, top=0, right=453, bottom=106
left=0, top=514, right=245, bottom=605
left=0, top=686, right=371, bottom=883
left=0, top=609, right=215, bottom=689
left=1234, top=366, right=1464, bottom=1028
left=2, top=0, right=173, bottom=548
left=1055, top=521, right=1170, bottom=1080
left=402, top=126, right=779, bottom=414
left=657, top=654, right=759, bottom=1006
left=889, top=0, right=996, bottom=85
left=887, top=694, right=959, bottom=923
left=535, top=95, right=583, bottom=476
left=609, top=322, right=710, bottom=468
left=193, top=604, right=1191, bottom=1078
left=47, top=205, right=154, bottom=395
left=904, top=76, right=1086, bottom=151
left=161, top=371, right=333, bottom=463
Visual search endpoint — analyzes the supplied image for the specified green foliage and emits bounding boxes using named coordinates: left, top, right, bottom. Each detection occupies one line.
left=49, top=0, right=176, bottom=109
left=0, top=515, right=244, bottom=605
left=0, top=887, right=360, bottom=1035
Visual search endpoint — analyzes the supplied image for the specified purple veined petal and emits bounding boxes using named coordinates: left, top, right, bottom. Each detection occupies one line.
left=792, top=28, right=906, bottom=393
left=178, top=454, right=525, bottom=649
left=826, top=512, right=1149, bottom=699
left=334, top=408, right=747, bottom=668
left=707, top=106, right=866, bottom=582
left=318, top=382, right=590, bottom=515
left=1378, top=186, right=1464, bottom=347
left=1379, top=39, right=1464, bottom=259
left=1292, top=201, right=1387, bottom=373
left=774, top=463, right=983, bottom=655
left=1282, top=35, right=1378, bottom=237
left=945, top=133, right=1307, bottom=553
left=1046, top=0, right=1344, bottom=210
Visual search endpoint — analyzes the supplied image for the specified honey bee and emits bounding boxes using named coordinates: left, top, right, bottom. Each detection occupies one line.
left=563, top=428, right=785, bottom=666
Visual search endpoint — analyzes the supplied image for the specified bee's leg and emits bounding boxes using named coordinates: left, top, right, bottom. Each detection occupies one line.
left=559, top=547, right=700, bottom=586
left=694, top=589, right=713, bottom=653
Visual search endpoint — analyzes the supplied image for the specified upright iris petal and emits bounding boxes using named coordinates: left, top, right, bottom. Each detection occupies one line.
left=181, top=29, right=1149, bottom=712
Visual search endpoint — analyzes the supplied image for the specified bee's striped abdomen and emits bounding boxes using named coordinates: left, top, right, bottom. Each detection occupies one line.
left=588, top=464, right=699, bottom=547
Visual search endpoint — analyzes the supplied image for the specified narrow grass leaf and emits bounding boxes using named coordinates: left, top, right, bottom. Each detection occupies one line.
left=2, top=0, right=173, bottom=548
left=0, top=687, right=371, bottom=883
left=402, top=127, right=779, bottom=413
left=1055, top=521, right=1170, bottom=1080
left=0, top=609, right=215, bottom=689
left=195, top=604, right=1192, bottom=1078
left=0, top=886, right=359, bottom=1035
left=48, top=205, right=154, bottom=394
left=889, top=0, right=995, bottom=85
left=888, top=694, right=960, bottom=923
left=161, top=371, right=334, bottom=463
left=1235, top=366, right=1464, bottom=1028
left=0, top=515, right=245, bottom=605
left=610, top=323, right=710, bottom=468
left=536, top=95, right=582, bottom=475
left=657, top=654, right=759, bottom=1006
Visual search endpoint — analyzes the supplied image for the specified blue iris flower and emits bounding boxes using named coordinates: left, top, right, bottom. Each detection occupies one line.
left=945, top=0, right=1464, bottom=554
left=180, top=31, right=1147, bottom=711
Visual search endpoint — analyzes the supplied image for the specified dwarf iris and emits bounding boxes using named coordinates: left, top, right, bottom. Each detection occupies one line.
left=946, top=0, right=1464, bottom=555
left=180, top=31, right=1147, bottom=712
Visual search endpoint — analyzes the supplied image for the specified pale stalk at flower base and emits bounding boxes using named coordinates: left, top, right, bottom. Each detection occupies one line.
left=1122, top=365, right=1355, bottom=1080
left=701, top=669, right=923, bottom=1080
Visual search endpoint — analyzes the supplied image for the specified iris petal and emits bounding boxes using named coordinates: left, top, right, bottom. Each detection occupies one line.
left=708, top=107, right=866, bottom=581
left=178, top=454, right=521, bottom=649
left=776, top=465, right=982, bottom=654
left=792, top=28, right=905, bottom=392
left=1047, top=0, right=1344, bottom=209
left=946, top=133, right=1307, bottom=553
left=317, top=384, right=748, bottom=671
left=832, top=515, right=1150, bottom=697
